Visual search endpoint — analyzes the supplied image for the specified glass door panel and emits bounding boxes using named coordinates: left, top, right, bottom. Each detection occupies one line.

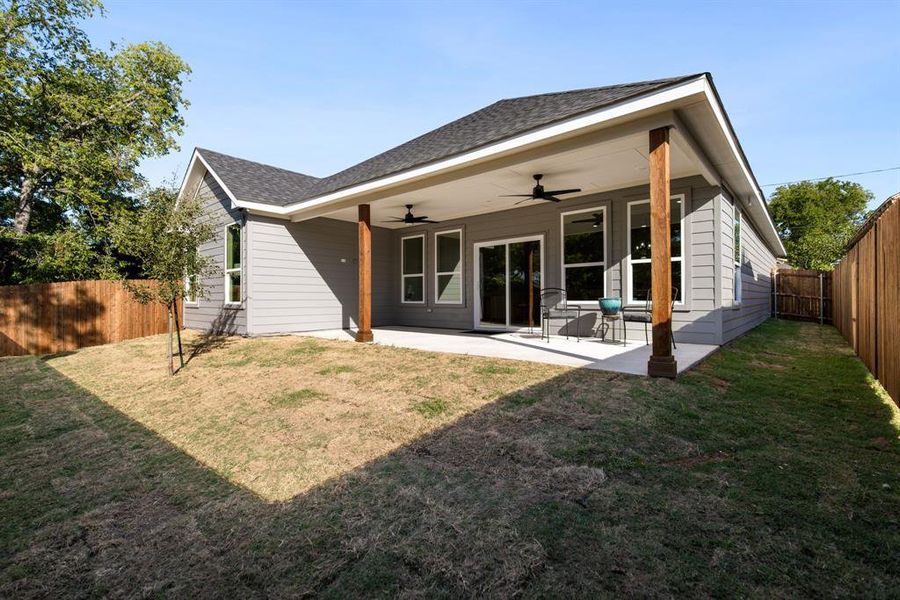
left=508, top=240, right=541, bottom=328
left=478, top=244, right=507, bottom=326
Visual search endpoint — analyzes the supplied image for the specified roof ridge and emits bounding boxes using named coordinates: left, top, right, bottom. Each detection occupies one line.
left=495, top=73, right=706, bottom=103
left=196, top=147, right=320, bottom=180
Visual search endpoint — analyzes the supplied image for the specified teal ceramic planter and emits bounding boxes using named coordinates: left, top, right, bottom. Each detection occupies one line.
left=599, top=297, right=622, bottom=316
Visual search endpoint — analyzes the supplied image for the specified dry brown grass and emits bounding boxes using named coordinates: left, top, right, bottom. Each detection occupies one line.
left=1, top=321, right=897, bottom=598
left=48, top=330, right=569, bottom=502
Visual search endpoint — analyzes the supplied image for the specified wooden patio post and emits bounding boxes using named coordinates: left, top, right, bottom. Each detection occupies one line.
left=356, top=204, right=374, bottom=342
left=647, top=127, right=677, bottom=378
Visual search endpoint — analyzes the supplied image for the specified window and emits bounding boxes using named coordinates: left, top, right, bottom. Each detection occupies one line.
left=561, top=207, right=605, bottom=302
left=225, top=223, right=242, bottom=304
left=401, top=234, right=425, bottom=303
left=184, top=274, right=198, bottom=305
left=627, top=196, right=684, bottom=304
left=435, top=229, right=462, bottom=304
left=734, top=207, right=742, bottom=305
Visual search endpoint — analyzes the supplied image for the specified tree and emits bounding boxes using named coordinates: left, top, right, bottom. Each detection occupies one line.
left=768, top=178, right=871, bottom=270
left=1, top=0, right=190, bottom=282
left=112, top=183, right=218, bottom=375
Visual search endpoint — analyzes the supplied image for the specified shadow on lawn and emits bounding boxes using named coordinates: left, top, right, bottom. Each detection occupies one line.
left=1, top=321, right=898, bottom=598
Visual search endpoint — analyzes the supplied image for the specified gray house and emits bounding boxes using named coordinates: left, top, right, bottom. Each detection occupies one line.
left=179, top=73, right=785, bottom=377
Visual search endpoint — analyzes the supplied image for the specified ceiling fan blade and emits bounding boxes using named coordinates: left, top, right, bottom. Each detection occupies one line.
left=514, top=197, right=536, bottom=205
left=571, top=218, right=597, bottom=224
left=543, top=188, right=581, bottom=196
left=544, top=195, right=562, bottom=203
left=382, top=218, right=406, bottom=222
left=500, top=194, right=535, bottom=198
left=421, top=219, right=441, bottom=223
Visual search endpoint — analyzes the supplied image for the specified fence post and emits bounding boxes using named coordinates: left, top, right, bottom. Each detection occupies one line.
left=773, top=269, right=778, bottom=319
left=819, top=272, right=824, bottom=325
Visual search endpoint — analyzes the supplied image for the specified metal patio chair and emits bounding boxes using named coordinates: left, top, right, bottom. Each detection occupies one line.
left=539, top=287, right=581, bottom=342
left=622, top=287, right=678, bottom=349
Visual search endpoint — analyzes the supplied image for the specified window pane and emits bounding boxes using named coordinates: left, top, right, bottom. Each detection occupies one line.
left=670, top=197, right=682, bottom=258
left=227, top=225, right=241, bottom=269
left=402, top=237, right=423, bottom=275
left=734, top=211, right=741, bottom=265
left=563, top=212, right=604, bottom=264
left=437, top=273, right=461, bottom=303
left=631, top=201, right=682, bottom=260
left=565, top=266, right=604, bottom=301
left=436, top=232, right=461, bottom=273
left=227, top=273, right=241, bottom=303
left=403, top=275, right=423, bottom=302
left=630, top=203, right=651, bottom=260
left=632, top=262, right=651, bottom=302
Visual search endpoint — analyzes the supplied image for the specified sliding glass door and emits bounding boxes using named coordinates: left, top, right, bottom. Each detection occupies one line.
left=476, top=237, right=542, bottom=330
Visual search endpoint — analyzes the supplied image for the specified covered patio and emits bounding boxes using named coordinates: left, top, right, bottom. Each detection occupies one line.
left=305, top=326, right=718, bottom=376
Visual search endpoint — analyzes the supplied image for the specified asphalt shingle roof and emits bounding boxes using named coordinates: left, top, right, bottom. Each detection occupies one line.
left=198, top=74, right=702, bottom=208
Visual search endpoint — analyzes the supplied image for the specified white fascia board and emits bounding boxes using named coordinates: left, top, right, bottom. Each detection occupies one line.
left=696, top=79, right=786, bottom=257
left=233, top=77, right=711, bottom=218
left=176, top=149, right=242, bottom=211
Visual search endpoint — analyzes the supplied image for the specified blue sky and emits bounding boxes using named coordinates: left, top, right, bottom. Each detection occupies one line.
left=84, top=0, right=900, bottom=209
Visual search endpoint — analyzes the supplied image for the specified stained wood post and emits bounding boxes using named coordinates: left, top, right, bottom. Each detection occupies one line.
left=647, top=126, right=677, bottom=378
left=356, top=204, right=374, bottom=342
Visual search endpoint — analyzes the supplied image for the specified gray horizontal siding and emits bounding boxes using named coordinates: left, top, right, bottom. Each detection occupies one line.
left=722, top=193, right=776, bottom=342
left=387, top=176, right=723, bottom=345
left=183, top=173, right=247, bottom=335
left=247, top=216, right=393, bottom=335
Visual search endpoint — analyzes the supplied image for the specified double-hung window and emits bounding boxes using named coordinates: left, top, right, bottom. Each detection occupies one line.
left=225, top=223, right=242, bottom=305
left=401, top=234, right=425, bottom=303
left=184, top=274, right=198, bottom=305
left=435, top=229, right=462, bottom=304
left=627, top=196, right=684, bottom=303
left=561, top=207, right=605, bottom=302
left=734, top=207, right=742, bottom=305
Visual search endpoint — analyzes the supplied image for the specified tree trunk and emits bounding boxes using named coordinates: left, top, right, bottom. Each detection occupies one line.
left=173, top=300, right=184, bottom=369
left=167, top=303, right=174, bottom=376
left=14, top=177, right=35, bottom=235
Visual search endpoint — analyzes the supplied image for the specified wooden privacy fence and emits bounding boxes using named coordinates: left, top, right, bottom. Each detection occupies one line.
left=0, top=280, right=178, bottom=357
left=832, top=194, right=899, bottom=405
left=772, top=268, right=832, bottom=323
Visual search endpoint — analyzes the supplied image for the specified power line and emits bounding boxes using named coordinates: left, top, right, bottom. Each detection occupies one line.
left=760, top=166, right=900, bottom=188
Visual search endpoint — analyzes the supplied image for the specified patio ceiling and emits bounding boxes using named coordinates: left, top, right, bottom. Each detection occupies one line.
left=320, top=127, right=702, bottom=228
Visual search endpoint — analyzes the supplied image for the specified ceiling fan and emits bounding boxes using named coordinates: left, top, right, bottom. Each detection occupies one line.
left=571, top=213, right=604, bottom=228
left=383, top=204, right=440, bottom=225
left=501, top=174, right=581, bottom=204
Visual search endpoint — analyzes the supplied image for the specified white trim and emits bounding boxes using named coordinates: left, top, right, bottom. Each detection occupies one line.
left=183, top=275, right=198, bottom=307
left=433, top=228, right=463, bottom=305
left=560, top=205, right=608, bottom=305
left=473, top=234, right=545, bottom=331
left=224, top=221, right=243, bottom=306
left=178, top=149, right=242, bottom=211
left=400, top=233, right=426, bottom=304
left=625, top=195, right=686, bottom=306
left=733, top=207, right=743, bottom=307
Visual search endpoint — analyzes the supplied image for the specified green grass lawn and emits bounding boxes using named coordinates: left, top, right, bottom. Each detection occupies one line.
left=1, top=320, right=897, bottom=597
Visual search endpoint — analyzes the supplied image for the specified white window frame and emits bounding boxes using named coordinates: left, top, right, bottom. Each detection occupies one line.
left=626, top=195, right=686, bottom=305
left=224, top=222, right=242, bottom=306
left=184, top=274, right=198, bottom=306
left=434, top=228, right=463, bottom=305
left=560, top=206, right=607, bottom=305
left=734, top=207, right=742, bottom=307
left=400, top=233, right=426, bottom=304
left=472, top=234, right=545, bottom=330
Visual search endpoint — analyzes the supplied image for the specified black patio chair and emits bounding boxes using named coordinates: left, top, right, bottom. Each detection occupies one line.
left=622, top=287, right=678, bottom=349
left=539, top=287, right=581, bottom=342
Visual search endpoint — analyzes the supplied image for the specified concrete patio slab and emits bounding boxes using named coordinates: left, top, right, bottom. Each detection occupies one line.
left=303, top=326, right=718, bottom=376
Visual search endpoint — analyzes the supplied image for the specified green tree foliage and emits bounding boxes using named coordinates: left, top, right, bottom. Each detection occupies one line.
left=0, top=0, right=190, bottom=282
left=112, top=182, right=219, bottom=374
left=768, top=178, right=871, bottom=270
